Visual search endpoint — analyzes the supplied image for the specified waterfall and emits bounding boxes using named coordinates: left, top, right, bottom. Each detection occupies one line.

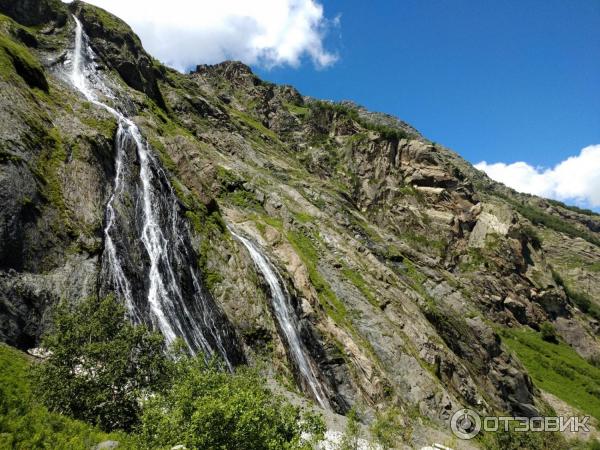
left=69, top=16, right=243, bottom=369
left=230, top=228, right=330, bottom=409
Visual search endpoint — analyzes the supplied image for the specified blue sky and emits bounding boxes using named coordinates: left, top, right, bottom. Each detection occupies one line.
left=254, top=0, right=600, bottom=209
left=254, top=0, right=599, bottom=166
left=69, top=0, right=600, bottom=208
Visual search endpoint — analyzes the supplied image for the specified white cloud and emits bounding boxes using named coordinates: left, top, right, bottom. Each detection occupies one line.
left=63, top=0, right=338, bottom=71
left=475, top=144, right=600, bottom=207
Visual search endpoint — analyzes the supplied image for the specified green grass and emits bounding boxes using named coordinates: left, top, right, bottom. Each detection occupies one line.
left=0, top=344, right=135, bottom=449
left=551, top=269, right=600, bottom=320
left=293, top=211, right=314, bottom=223
left=0, top=31, right=48, bottom=91
left=547, top=199, right=600, bottom=218
left=78, top=3, right=142, bottom=47
left=341, top=266, right=379, bottom=308
left=501, top=328, right=600, bottom=421
left=286, top=230, right=349, bottom=324
left=284, top=102, right=309, bottom=118
left=497, top=194, right=600, bottom=247
left=229, top=108, right=279, bottom=141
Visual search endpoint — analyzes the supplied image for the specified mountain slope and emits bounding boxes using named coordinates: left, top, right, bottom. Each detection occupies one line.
left=0, top=1, right=599, bottom=447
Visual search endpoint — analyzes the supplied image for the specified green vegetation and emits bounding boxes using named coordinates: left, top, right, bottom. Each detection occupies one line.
left=479, top=421, right=566, bottom=450
left=287, top=229, right=349, bottom=324
left=139, top=357, right=324, bottom=450
left=458, top=247, right=486, bottom=272
left=402, top=230, right=446, bottom=256
left=229, top=108, right=279, bottom=141
left=551, top=269, right=600, bottom=320
left=502, top=328, right=600, bottom=421
left=35, top=126, right=75, bottom=231
left=521, top=225, right=543, bottom=249
left=338, top=407, right=361, bottom=450
left=342, top=265, right=379, bottom=308
left=0, top=343, right=134, bottom=449
left=293, top=211, right=314, bottom=223
left=227, top=189, right=263, bottom=210
left=497, top=194, right=600, bottom=246
left=547, top=198, right=600, bottom=218
left=32, top=296, right=171, bottom=431
left=186, top=206, right=229, bottom=292
left=80, top=115, right=118, bottom=140
left=309, top=101, right=411, bottom=141
left=78, top=3, right=142, bottom=47
left=0, top=32, right=48, bottom=91
left=540, top=321, right=558, bottom=343
left=284, top=101, right=310, bottom=118
left=3, top=295, right=325, bottom=448
left=369, top=407, right=404, bottom=450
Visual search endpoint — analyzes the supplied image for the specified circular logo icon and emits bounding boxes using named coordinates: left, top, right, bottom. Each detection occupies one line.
left=450, top=408, right=482, bottom=440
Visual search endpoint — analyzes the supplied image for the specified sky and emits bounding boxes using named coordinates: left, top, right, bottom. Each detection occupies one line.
left=64, top=0, right=600, bottom=209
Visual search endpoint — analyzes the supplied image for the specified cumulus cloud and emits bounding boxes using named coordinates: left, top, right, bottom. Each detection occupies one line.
left=475, top=145, right=600, bottom=208
left=63, top=0, right=338, bottom=71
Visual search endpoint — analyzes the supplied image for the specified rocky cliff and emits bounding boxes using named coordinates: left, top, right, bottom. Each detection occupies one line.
left=1, top=0, right=599, bottom=446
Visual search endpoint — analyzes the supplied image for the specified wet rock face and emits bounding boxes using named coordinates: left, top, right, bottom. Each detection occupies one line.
left=0, top=161, right=38, bottom=271
left=0, top=272, right=48, bottom=348
left=0, top=0, right=67, bottom=27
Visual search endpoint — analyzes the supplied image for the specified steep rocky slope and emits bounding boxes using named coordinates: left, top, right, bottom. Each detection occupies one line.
left=1, top=1, right=599, bottom=446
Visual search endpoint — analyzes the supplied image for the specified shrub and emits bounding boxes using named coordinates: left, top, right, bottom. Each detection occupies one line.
left=338, top=407, right=361, bottom=450
left=309, top=101, right=410, bottom=141
left=369, top=406, right=404, bottom=450
left=0, top=344, right=133, bottom=449
left=551, top=269, right=600, bottom=320
left=31, top=296, right=172, bottom=432
left=540, top=322, right=558, bottom=344
left=138, top=356, right=324, bottom=450
left=521, top=225, right=542, bottom=249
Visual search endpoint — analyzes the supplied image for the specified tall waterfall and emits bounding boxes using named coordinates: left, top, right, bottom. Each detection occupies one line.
left=230, top=229, right=330, bottom=409
left=70, top=16, right=243, bottom=369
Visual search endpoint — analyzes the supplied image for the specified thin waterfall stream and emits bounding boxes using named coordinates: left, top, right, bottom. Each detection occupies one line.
left=69, top=16, right=242, bottom=369
left=230, top=228, right=330, bottom=409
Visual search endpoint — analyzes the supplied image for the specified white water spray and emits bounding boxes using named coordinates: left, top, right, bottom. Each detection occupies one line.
left=230, top=229, right=329, bottom=408
left=70, top=16, right=237, bottom=369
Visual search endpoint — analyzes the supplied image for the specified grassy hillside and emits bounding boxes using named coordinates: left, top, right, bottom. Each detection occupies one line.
left=0, top=344, right=134, bottom=449
left=502, top=329, right=600, bottom=421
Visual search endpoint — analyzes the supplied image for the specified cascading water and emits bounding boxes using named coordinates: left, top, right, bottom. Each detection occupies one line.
left=230, top=228, right=330, bottom=409
left=69, top=16, right=243, bottom=369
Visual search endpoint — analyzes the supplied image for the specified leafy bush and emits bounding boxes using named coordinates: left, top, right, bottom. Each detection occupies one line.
left=540, top=321, right=558, bottom=343
left=369, top=406, right=404, bottom=450
left=31, top=296, right=172, bottom=432
left=480, top=421, right=565, bottom=450
left=521, top=225, right=542, bottom=249
left=0, top=343, right=133, bottom=449
left=138, top=356, right=324, bottom=450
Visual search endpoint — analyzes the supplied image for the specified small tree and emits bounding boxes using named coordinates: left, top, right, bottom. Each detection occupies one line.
left=540, top=321, right=558, bottom=344
left=31, top=295, right=171, bottom=431
left=138, top=355, right=324, bottom=450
